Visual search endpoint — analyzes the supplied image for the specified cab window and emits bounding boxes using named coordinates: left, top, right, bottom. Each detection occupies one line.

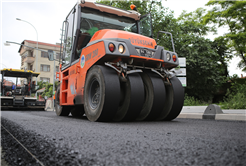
left=63, top=8, right=76, bottom=66
left=74, top=7, right=137, bottom=59
left=139, top=14, right=152, bottom=38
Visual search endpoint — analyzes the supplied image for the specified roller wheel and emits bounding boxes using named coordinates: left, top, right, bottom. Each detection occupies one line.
left=163, top=76, right=184, bottom=121
left=55, top=86, right=71, bottom=116
left=84, top=65, right=121, bottom=122
left=70, top=105, right=85, bottom=117
left=113, top=73, right=144, bottom=122
left=156, top=79, right=173, bottom=121
left=137, top=71, right=166, bottom=121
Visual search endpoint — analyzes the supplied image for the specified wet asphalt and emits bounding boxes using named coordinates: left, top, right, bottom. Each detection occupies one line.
left=1, top=111, right=246, bottom=166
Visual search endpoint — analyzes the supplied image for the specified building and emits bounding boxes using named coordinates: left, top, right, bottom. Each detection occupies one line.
left=18, top=40, right=61, bottom=84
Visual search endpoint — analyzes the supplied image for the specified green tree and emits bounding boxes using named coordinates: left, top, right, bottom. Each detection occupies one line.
left=42, top=83, right=53, bottom=98
left=173, top=9, right=226, bottom=101
left=204, top=0, right=246, bottom=72
left=212, top=36, right=233, bottom=77
left=159, top=7, right=231, bottom=101
left=37, top=81, right=46, bottom=90
left=37, top=81, right=59, bottom=98
left=237, top=60, right=246, bottom=72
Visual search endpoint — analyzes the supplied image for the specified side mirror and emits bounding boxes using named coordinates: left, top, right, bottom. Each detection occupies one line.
left=48, top=50, right=54, bottom=61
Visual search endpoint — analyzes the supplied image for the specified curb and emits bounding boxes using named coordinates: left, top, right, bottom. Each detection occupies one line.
left=215, top=114, right=246, bottom=121
left=178, top=104, right=246, bottom=121
left=177, top=113, right=203, bottom=119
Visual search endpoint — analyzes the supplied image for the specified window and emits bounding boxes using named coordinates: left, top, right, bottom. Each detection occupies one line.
left=29, top=65, right=33, bottom=71
left=139, top=14, right=152, bottom=37
left=56, top=53, right=61, bottom=60
left=41, top=52, right=48, bottom=58
left=80, top=8, right=136, bottom=33
left=40, top=77, right=50, bottom=83
left=63, top=8, right=76, bottom=66
left=56, top=66, right=59, bottom=72
left=21, top=56, right=24, bottom=66
left=40, top=64, right=50, bottom=72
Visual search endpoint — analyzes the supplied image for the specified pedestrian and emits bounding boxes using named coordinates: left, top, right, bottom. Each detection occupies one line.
left=11, top=82, right=16, bottom=95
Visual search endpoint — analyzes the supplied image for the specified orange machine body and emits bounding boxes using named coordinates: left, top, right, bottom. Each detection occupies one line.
left=59, top=28, right=178, bottom=106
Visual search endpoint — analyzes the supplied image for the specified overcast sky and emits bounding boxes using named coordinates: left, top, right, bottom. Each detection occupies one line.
left=0, top=0, right=242, bottom=77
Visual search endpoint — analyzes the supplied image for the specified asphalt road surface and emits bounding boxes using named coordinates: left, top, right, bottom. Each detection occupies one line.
left=1, top=110, right=246, bottom=166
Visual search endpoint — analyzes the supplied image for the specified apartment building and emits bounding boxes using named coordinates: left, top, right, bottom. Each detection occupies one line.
left=18, top=40, right=61, bottom=84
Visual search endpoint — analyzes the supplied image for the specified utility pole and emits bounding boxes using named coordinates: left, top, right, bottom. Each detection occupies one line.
left=53, top=51, right=56, bottom=111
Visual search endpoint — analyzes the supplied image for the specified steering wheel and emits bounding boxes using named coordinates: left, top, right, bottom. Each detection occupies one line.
left=80, top=18, right=92, bottom=33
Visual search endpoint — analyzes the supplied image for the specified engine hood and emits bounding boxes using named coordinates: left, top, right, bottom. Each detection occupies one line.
left=90, top=29, right=156, bottom=49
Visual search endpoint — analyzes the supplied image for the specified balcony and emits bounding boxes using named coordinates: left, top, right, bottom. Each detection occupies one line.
left=23, top=56, right=35, bottom=63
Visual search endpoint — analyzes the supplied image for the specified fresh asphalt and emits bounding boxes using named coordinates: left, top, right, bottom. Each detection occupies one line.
left=1, top=108, right=246, bottom=166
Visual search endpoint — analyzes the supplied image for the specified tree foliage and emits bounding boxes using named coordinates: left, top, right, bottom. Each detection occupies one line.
left=166, top=8, right=227, bottom=101
left=220, top=76, right=246, bottom=109
left=211, top=36, right=233, bottom=77
left=204, top=0, right=246, bottom=71
left=37, top=81, right=59, bottom=98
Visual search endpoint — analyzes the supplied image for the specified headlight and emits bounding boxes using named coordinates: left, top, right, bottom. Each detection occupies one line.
left=118, top=44, right=125, bottom=54
left=166, top=52, right=171, bottom=61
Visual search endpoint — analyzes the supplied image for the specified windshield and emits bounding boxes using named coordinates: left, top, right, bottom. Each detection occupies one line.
left=80, top=8, right=137, bottom=34
left=139, top=14, right=152, bottom=37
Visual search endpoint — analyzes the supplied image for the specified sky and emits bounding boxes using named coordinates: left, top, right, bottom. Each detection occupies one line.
left=0, top=0, right=243, bottom=78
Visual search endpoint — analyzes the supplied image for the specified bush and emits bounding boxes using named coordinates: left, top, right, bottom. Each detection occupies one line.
left=37, top=81, right=59, bottom=98
left=220, top=83, right=246, bottom=109
left=184, top=94, right=208, bottom=106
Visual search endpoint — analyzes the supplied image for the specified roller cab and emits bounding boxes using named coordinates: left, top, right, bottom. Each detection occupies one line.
left=55, top=1, right=184, bottom=122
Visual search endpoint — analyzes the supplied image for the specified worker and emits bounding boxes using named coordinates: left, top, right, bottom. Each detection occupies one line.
left=76, top=22, right=101, bottom=57
left=86, top=23, right=100, bottom=36
left=12, top=83, right=16, bottom=93
left=25, top=81, right=29, bottom=96
left=31, top=81, right=36, bottom=92
left=53, top=91, right=56, bottom=107
left=28, top=81, right=31, bottom=93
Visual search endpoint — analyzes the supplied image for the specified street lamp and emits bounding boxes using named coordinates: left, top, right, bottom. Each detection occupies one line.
left=16, top=18, right=39, bottom=98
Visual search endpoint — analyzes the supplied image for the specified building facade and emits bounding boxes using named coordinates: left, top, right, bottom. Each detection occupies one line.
left=18, top=40, right=61, bottom=84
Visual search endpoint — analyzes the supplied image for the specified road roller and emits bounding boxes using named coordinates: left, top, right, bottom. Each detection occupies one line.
left=55, top=1, right=184, bottom=122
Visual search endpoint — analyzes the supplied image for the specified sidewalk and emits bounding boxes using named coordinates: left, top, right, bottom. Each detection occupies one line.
left=178, top=106, right=246, bottom=121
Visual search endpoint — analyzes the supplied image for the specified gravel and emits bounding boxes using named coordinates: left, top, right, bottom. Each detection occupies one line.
left=1, top=111, right=246, bottom=165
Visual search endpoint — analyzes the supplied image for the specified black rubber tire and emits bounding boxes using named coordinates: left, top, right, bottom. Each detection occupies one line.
left=70, top=105, right=85, bottom=117
left=163, top=76, right=184, bottom=121
left=84, top=65, right=121, bottom=122
left=55, top=86, right=71, bottom=116
left=113, top=73, right=144, bottom=122
left=137, top=71, right=166, bottom=121
left=156, top=79, right=173, bottom=121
